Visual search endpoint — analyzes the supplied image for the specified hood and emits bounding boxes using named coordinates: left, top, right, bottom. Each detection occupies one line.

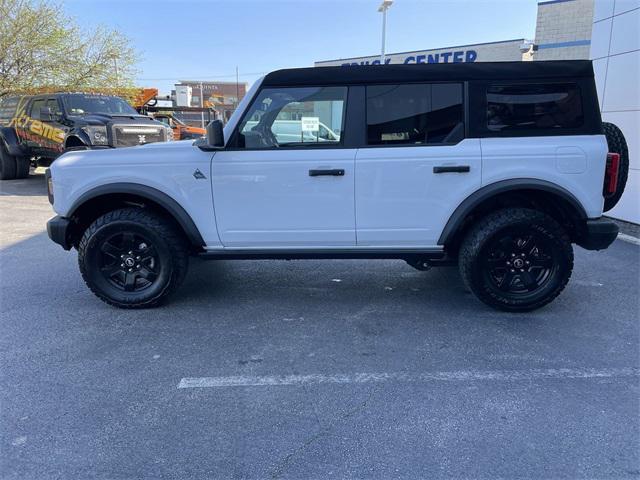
left=52, top=139, right=198, bottom=169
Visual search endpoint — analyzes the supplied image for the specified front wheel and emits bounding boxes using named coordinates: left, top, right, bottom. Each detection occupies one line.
left=78, top=208, right=189, bottom=308
left=15, top=156, right=30, bottom=179
left=458, top=208, right=573, bottom=312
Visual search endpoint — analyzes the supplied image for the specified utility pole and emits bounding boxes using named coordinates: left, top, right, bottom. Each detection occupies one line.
left=378, top=1, right=393, bottom=64
left=235, top=66, right=240, bottom=109
left=200, top=81, right=205, bottom=129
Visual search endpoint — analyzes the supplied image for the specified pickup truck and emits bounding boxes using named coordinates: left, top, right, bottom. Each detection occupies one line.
left=0, top=92, right=172, bottom=179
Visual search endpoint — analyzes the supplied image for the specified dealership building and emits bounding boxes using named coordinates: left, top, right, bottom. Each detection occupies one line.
left=315, top=38, right=530, bottom=67
left=315, top=0, right=638, bottom=224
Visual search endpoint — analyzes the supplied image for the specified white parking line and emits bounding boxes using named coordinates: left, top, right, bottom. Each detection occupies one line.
left=618, top=233, right=640, bottom=246
left=177, top=367, right=638, bottom=389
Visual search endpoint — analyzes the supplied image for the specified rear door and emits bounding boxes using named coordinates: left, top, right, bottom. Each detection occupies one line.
left=211, top=85, right=356, bottom=248
left=355, top=82, right=482, bottom=246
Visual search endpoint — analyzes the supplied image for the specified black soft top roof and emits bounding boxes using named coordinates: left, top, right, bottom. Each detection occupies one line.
left=262, top=60, right=594, bottom=87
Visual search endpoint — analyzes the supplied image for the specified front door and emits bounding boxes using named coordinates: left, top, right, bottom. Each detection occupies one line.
left=27, top=97, right=66, bottom=158
left=211, top=85, right=355, bottom=248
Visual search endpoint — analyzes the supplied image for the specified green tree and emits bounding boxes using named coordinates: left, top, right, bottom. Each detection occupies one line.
left=0, top=0, right=139, bottom=96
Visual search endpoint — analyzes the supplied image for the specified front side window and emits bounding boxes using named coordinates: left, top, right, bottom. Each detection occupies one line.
left=366, top=83, right=464, bottom=146
left=487, top=83, right=583, bottom=132
left=46, top=99, right=62, bottom=117
left=237, top=86, right=346, bottom=149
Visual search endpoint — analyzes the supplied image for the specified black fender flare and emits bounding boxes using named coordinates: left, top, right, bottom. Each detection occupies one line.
left=68, top=183, right=205, bottom=247
left=438, top=178, right=588, bottom=246
left=0, top=127, right=24, bottom=156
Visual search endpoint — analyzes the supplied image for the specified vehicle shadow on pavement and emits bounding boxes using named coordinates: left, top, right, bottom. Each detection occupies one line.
left=0, top=172, right=47, bottom=197
left=176, top=256, right=504, bottom=319
left=0, top=230, right=567, bottom=322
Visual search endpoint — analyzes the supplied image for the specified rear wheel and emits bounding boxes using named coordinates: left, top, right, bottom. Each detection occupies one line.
left=459, top=208, right=573, bottom=312
left=15, top=156, right=30, bottom=179
left=602, top=122, right=629, bottom=212
left=78, top=208, right=189, bottom=308
left=0, top=144, right=17, bottom=180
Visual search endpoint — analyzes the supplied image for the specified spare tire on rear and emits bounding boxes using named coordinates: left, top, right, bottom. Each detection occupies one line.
left=602, top=122, right=629, bottom=212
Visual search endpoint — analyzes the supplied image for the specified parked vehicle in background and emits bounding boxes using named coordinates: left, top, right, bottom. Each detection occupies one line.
left=0, top=93, right=172, bottom=179
left=244, top=120, right=340, bottom=144
left=152, top=113, right=206, bottom=140
left=46, top=61, right=627, bottom=312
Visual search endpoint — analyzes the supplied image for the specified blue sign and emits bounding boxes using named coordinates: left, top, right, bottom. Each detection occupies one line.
left=342, top=49, right=477, bottom=66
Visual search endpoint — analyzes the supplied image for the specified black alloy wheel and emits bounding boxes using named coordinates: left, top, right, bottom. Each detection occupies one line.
left=482, top=230, right=556, bottom=298
left=98, top=231, right=159, bottom=293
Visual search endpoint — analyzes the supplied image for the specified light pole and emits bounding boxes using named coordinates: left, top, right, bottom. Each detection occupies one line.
left=199, top=81, right=205, bottom=129
left=378, top=0, right=393, bottom=64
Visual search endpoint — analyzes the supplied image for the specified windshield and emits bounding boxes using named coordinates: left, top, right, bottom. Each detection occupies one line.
left=63, top=94, right=138, bottom=115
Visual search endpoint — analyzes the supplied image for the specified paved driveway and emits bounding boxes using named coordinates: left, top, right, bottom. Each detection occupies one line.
left=1, top=174, right=638, bottom=479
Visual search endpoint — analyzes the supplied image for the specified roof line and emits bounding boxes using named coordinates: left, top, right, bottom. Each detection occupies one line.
left=315, top=38, right=526, bottom=64
left=177, top=80, right=248, bottom=85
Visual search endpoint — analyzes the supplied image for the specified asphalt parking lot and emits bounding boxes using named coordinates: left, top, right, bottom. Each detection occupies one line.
left=1, top=173, right=639, bottom=479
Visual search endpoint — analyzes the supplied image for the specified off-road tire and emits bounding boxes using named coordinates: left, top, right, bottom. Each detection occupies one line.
left=15, top=157, right=30, bottom=179
left=602, top=121, right=629, bottom=212
left=78, top=208, right=189, bottom=308
left=0, top=144, right=17, bottom=180
left=459, top=208, right=573, bottom=312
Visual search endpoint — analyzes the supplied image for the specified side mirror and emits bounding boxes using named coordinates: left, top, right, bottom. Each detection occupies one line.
left=206, top=120, right=224, bottom=148
left=40, top=106, right=54, bottom=122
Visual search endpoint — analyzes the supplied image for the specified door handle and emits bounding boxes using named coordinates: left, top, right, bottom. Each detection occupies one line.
left=433, top=165, right=470, bottom=174
left=309, top=169, right=345, bottom=177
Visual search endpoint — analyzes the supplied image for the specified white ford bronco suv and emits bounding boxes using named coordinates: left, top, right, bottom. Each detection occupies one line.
left=46, top=61, right=628, bottom=311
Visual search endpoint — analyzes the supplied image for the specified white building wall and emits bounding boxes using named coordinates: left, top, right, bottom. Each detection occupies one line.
left=591, top=0, right=640, bottom=224
left=534, top=0, right=595, bottom=60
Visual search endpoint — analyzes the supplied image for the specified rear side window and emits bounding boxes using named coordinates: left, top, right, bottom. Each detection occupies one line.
left=366, top=83, right=464, bottom=146
left=30, top=98, right=46, bottom=120
left=487, top=83, right=583, bottom=132
left=0, top=96, right=20, bottom=124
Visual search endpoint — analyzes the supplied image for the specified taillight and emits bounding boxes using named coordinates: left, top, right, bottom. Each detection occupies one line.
left=604, top=152, right=620, bottom=197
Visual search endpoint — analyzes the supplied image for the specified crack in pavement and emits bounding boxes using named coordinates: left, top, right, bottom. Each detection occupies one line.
left=269, top=389, right=375, bottom=479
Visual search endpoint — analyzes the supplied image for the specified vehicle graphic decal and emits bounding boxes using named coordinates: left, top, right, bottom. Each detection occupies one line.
left=9, top=97, right=65, bottom=151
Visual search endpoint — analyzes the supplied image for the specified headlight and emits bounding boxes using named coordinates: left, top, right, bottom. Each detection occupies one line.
left=81, top=126, right=109, bottom=145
